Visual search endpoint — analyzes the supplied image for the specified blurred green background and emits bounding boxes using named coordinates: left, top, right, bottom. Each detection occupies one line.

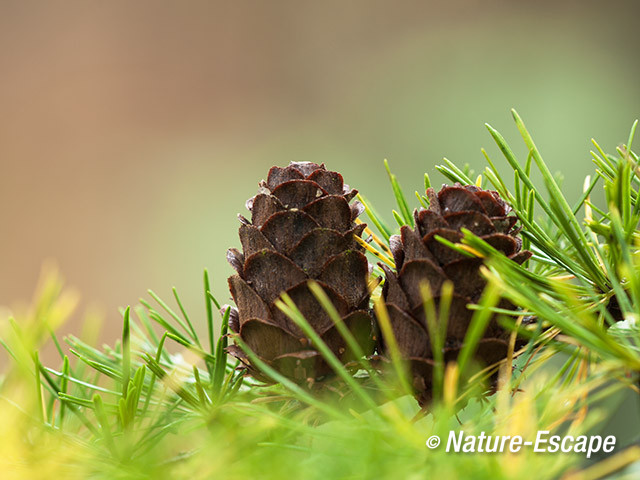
left=1, top=0, right=639, bottom=348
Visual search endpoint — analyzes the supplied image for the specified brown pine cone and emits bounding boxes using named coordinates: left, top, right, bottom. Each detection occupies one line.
left=381, top=183, right=531, bottom=405
left=226, top=162, right=375, bottom=384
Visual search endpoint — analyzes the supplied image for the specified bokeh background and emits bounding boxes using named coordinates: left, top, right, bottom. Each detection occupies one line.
left=1, top=0, right=640, bottom=354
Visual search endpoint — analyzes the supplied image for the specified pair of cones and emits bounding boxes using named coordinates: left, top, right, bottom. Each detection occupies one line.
left=225, top=162, right=530, bottom=403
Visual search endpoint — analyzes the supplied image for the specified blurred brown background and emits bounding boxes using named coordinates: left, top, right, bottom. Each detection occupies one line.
left=1, top=0, right=639, bottom=349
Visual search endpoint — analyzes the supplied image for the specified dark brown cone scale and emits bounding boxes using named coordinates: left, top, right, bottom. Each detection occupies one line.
left=381, top=183, right=532, bottom=405
left=226, top=162, right=375, bottom=383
